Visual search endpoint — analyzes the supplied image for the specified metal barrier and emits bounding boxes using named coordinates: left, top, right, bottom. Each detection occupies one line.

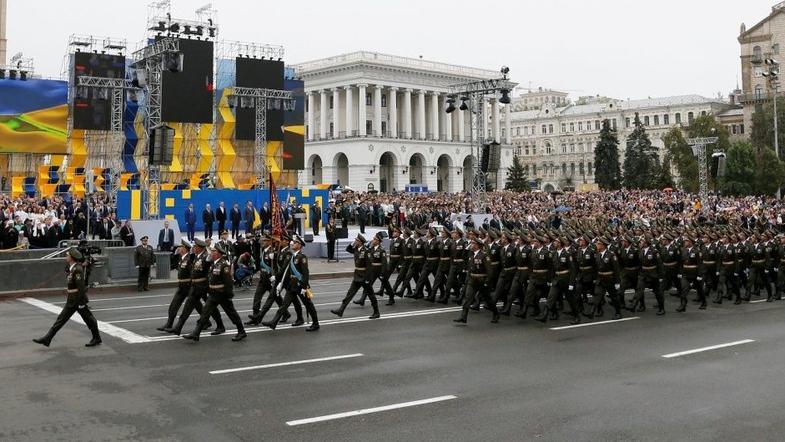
left=57, top=239, right=125, bottom=249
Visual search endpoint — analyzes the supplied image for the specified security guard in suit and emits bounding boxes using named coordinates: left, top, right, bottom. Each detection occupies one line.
left=157, top=239, right=194, bottom=332
left=167, top=239, right=224, bottom=335
left=263, top=234, right=319, bottom=332
left=332, top=234, right=380, bottom=319
left=34, top=248, right=102, bottom=347
left=453, top=237, right=499, bottom=324
left=183, top=243, right=247, bottom=342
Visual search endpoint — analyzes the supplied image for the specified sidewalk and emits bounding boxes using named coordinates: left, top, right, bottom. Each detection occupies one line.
left=0, top=260, right=356, bottom=300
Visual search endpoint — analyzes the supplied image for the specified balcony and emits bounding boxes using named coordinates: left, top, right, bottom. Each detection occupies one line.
left=737, top=92, right=774, bottom=104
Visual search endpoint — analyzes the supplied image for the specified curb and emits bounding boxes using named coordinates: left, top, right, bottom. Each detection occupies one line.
left=0, top=271, right=354, bottom=301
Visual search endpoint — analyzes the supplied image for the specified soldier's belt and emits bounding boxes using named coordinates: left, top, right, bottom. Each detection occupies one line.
left=703, top=261, right=716, bottom=265
left=489, top=262, right=500, bottom=266
left=453, top=259, right=464, bottom=262
left=598, top=271, right=614, bottom=276
left=642, top=266, right=657, bottom=270
left=723, top=261, right=736, bottom=265
left=191, top=278, right=207, bottom=283
left=209, top=284, right=224, bottom=289
left=664, top=262, right=677, bottom=266
left=579, top=266, right=595, bottom=271
left=427, top=257, right=439, bottom=261
left=555, top=270, right=569, bottom=275
left=440, top=257, right=451, bottom=261
left=414, top=256, right=425, bottom=260
left=470, top=273, right=487, bottom=278
left=355, top=267, right=367, bottom=271
left=390, top=255, right=401, bottom=258
left=624, top=267, right=639, bottom=271
left=404, top=256, right=413, bottom=259
left=517, top=266, right=530, bottom=270
left=178, top=279, right=192, bottom=283
left=533, top=269, right=549, bottom=273
left=504, top=267, right=516, bottom=271
left=67, top=289, right=79, bottom=294
left=371, top=263, right=383, bottom=266
left=683, top=265, right=697, bottom=269
left=752, top=259, right=766, bottom=264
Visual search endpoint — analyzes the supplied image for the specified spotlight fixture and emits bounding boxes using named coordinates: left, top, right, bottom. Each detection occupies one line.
left=459, top=97, right=469, bottom=111
left=445, top=97, right=456, bottom=114
left=499, top=89, right=511, bottom=104
left=500, top=66, right=510, bottom=78
left=8, top=70, right=17, bottom=80
left=19, top=71, right=27, bottom=81
left=169, top=23, right=180, bottom=33
left=0, top=70, right=5, bottom=79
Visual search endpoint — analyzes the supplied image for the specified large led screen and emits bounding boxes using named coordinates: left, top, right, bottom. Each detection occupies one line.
left=282, top=79, right=305, bottom=170
left=0, top=79, right=68, bottom=153
left=235, top=58, right=284, bottom=140
left=161, top=39, right=214, bottom=123
left=72, top=53, right=126, bottom=130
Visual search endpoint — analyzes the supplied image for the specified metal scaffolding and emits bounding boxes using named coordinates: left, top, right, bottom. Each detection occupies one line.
left=228, top=87, right=295, bottom=188
left=687, top=137, right=718, bottom=201
left=447, top=75, right=516, bottom=212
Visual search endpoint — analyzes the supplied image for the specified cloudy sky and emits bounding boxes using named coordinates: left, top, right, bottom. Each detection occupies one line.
left=4, top=0, right=778, bottom=100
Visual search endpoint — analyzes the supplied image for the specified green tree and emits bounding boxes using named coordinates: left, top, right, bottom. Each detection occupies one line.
left=662, top=127, right=697, bottom=191
left=751, top=96, right=785, bottom=158
left=505, top=155, right=530, bottom=192
left=623, top=113, right=660, bottom=189
left=593, top=119, right=622, bottom=190
left=720, top=141, right=756, bottom=195
left=754, top=146, right=785, bottom=195
left=657, top=157, right=675, bottom=189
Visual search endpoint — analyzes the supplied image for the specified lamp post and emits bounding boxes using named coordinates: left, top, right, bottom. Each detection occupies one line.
left=762, top=58, right=781, bottom=198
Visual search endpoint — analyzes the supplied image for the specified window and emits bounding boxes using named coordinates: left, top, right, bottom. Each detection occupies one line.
left=588, top=162, right=593, bottom=175
left=366, top=120, right=372, bottom=134
left=664, top=114, right=670, bottom=125
left=545, top=143, right=552, bottom=154
left=575, top=143, right=580, bottom=153
left=561, top=144, right=568, bottom=154
left=654, top=115, right=659, bottom=126
left=740, top=124, right=745, bottom=134
left=532, top=165, right=537, bottom=176
left=381, top=95, right=387, bottom=107
left=366, top=93, right=372, bottom=106
left=625, top=118, right=631, bottom=128
left=542, top=125, right=547, bottom=134
left=561, top=123, right=566, bottom=133
left=381, top=121, right=387, bottom=135
left=524, top=145, right=530, bottom=155
left=644, top=116, right=650, bottom=126
left=675, top=113, right=681, bottom=124
left=570, top=143, right=576, bottom=153
left=587, top=121, right=592, bottom=130
left=329, top=96, right=334, bottom=109
left=753, top=45, right=763, bottom=62
left=548, top=124, right=554, bottom=134
left=578, top=122, right=583, bottom=131
left=732, top=124, right=738, bottom=135
left=701, top=111, right=707, bottom=116
left=514, top=145, right=522, bottom=156
left=532, top=145, right=537, bottom=155
left=688, top=112, right=694, bottom=124
left=595, top=120, right=601, bottom=130
left=502, top=128, right=506, bottom=138
left=516, top=127, right=521, bottom=136
left=524, top=127, right=529, bottom=135
left=562, top=163, right=567, bottom=175
left=570, top=122, right=575, bottom=132
left=612, top=119, right=617, bottom=130
left=755, top=85, right=764, bottom=99
left=571, top=163, right=576, bottom=174
left=579, top=163, right=584, bottom=175
left=523, top=165, right=529, bottom=175
left=329, top=122, right=334, bottom=134
left=305, top=100, right=309, bottom=112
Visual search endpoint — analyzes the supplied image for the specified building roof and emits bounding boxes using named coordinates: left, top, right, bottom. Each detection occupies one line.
left=292, top=51, right=500, bottom=80
left=740, top=3, right=785, bottom=39
left=513, top=95, right=727, bottom=119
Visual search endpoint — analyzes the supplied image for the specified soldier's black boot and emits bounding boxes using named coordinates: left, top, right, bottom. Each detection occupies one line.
left=330, top=302, right=348, bottom=318
left=232, top=324, right=247, bottom=341
left=582, top=303, right=595, bottom=319
left=33, top=331, right=54, bottom=347
left=676, top=298, right=687, bottom=313
left=386, top=293, right=396, bottom=306
left=491, top=311, right=500, bottom=324
left=453, top=312, right=468, bottom=324
left=570, top=313, right=581, bottom=325
left=535, top=308, right=549, bottom=323
left=612, top=307, right=622, bottom=320
left=182, top=322, right=204, bottom=341
left=353, top=293, right=366, bottom=306
left=515, top=305, right=529, bottom=319
left=369, top=304, right=380, bottom=320
left=85, top=319, right=102, bottom=347
left=261, top=311, right=282, bottom=330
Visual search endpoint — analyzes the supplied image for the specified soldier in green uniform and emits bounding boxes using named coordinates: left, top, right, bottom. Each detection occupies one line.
left=660, top=235, right=681, bottom=297
left=700, top=232, right=720, bottom=304
left=157, top=239, right=194, bottom=331
left=430, top=228, right=453, bottom=303
left=763, top=232, right=777, bottom=301
left=166, top=239, right=224, bottom=335
left=483, top=230, right=503, bottom=308
left=402, top=229, right=427, bottom=298
left=678, top=236, right=705, bottom=312
left=632, top=236, right=665, bottom=316
left=183, top=243, right=247, bottom=342
left=263, top=234, right=319, bottom=332
left=274, top=235, right=305, bottom=325
left=537, top=237, right=579, bottom=324
left=508, top=233, right=532, bottom=317
left=134, top=235, right=156, bottom=291
left=380, top=226, right=405, bottom=305
left=588, top=237, right=622, bottom=320
left=746, top=234, right=768, bottom=301
left=34, top=248, right=102, bottom=347
left=716, top=233, right=739, bottom=304
left=392, top=228, right=414, bottom=298
left=736, top=232, right=751, bottom=299
left=440, top=227, right=467, bottom=305
left=365, top=232, right=394, bottom=307
left=574, top=235, right=596, bottom=316
left=415, top=228, right=440, bottom=300
left=775, top=234, right=785, bottom=301
left=522, top=236, right=551, bottom=319
left=453, top=237, right=500, bottom=324
left=331, top=234, right=380, bottom=319
left=245, top=233, right=291, bottom=326
left=492, top=231, right=518, bottom=314
left=618, top=236, right=641, bottom=311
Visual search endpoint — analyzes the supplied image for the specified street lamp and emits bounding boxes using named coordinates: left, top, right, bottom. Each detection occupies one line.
left=762, top=57, right=781, bottom=198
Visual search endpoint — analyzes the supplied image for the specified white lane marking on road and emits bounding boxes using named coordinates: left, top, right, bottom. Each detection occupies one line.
left=661, top=339, right=755, bottom=359
left=75, top=291, right=349, bottom=310
left=143, top=306, right=463, bottom=342
left=749, top=300, right=769, bottom=304
left=549, top=317, right=640, bottom=330
left=210, top=353, right=364, bottom=375
left=20, top=297, right=151, bottom=344
left=286, top=395, right=457, bottom=426
left=105, top=302, right=343, bottom=324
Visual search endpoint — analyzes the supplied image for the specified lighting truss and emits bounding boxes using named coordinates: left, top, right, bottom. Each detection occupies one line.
left=229, top=87, right=295, bottom=188
left=686, top=137, right=718, bottom=202
left=220, top=40, right=285, bottom=60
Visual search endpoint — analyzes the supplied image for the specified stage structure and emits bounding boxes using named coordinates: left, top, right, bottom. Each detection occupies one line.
left=447, top=68, right=516, bottom=211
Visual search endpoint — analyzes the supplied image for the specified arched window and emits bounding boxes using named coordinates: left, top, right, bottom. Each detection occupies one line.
left=588, top=162, right=593, bottom=175
left=675, top=113, right=682, bottom=124
left=688, top=112, right=694, bottom=124
left=545, top=142, right=552, bottom=155
left=570, top=163, right=576, bottom=174
left=562, top=163, right=567, bottom=175
left=755, top=85, right=764, bottom=99
left=753, top=45, right=763, bottom=62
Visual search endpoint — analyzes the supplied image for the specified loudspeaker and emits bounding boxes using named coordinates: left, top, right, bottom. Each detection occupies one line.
left=304, top=233, right=314, bottom=243
left=149, top=125, right=175, bottom=166
left=337, top=226, right=348, bottom=239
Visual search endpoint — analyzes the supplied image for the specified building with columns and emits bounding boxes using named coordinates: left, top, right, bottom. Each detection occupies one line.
left=0, top=0, right=7, bottom=66
left=292, top=52, right=514, bottom=193
left=510, top=95, right=731, bottom=192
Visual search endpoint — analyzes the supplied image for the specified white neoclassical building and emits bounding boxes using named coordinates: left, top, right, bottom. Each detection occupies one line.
left=509, top=95, right=732, bottom=192
left=292, top=52, right=514, bottom=193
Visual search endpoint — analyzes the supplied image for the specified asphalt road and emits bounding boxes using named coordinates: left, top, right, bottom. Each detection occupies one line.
left=3, top=278, right=785, bottom=441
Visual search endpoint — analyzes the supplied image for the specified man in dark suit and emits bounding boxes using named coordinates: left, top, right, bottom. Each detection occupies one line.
left=184, top=204, right=196, bottom=241
left=203, top=204, right=215, bottom=239
left=244, top=201, right=255, bottom=234
left=357, top=203, right=368, bottom=234
left=97, top=216, right=114, bottom=240
left=310, top=202, right=322, bottom=236
left=119, top=220, right=136, bottom=246
left=158, top=220, right=175, bottom=252
left=261, top=202, right=271, bottom=231
left=230, top=203, right=242, bottom=239
left=326, top=218, right=337, bottom=261
left=216, top=201, right=227, bottom=234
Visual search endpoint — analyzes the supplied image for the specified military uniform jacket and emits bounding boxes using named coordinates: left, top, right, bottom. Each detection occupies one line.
left=425, top=238, right=440, bottom=268
left=368, top=245, right=387, bottom=279
left=777, top=244, right=785, bottom=270
left=662, top=242, right=680, bottom=270
left=438, top=238, right=454, bottom=272
left=260, top=246, right=275, bottom=276
left=620, top=246, right=641, bottom=272
left=488, top=242, right=502, bottom=268
left=134, top=245, right=156, bottom=268
left=515, top=244, right=532, bottom=276
left=452, top=239, right=468, bottom=271
left=720, top=244, right=738, bottom=274
left=529, top=247, right=552, bottom=282
left=275, top=247, right=291, bottom=281
left=750, top=243, right=767, bottom=267
left=595, top=249, right=620, bottom=283
left=763, top=241, right=775, bottom=269
left=551, top=248, right=576, bottom=283
left=389, top=236, right=405, bottom=266
left=467, top=250, right=490, bottom=288
left=501, top=244, right=517, bottom=272
left=404, top=237, right=416, bottom=259
left=191, top=251, right=209, bottom=284
left=576, top=247, right=596, bottom=282
left=735, top=242, right=751, bottom=271
left=639, top=246, right=663, bottom=278
left=681, top=246, right=703, bottom=276
left=65, top=263, right=89, bottom=308
left=702, top=242, right=719, bottom=276
left=413, top=238, right=426, bottom=261
left=176, top=253, right=194, bottom=282
left=209, top=257, right=234, bottom=299
left=346, top=243, right=371, bottom=282
left=288, top=251, right=310, bottom=290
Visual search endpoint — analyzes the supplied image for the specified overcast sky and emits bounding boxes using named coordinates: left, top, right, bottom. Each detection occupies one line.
left=4, top=0, right=779, bottom=100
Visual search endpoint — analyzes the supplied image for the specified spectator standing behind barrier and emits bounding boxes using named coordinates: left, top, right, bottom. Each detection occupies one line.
left=134, top=235, right=156, bottom=291
left=216, top=201, right=227, bottom=235
left=96, top=216, right=114, bottom=240
left=230, top=203, right=242, bottom=239
left=244, top=201, right=255, bottom=234
left=203, top=204, right=215, bottom=239
left=120, top=220, right=136, bottom=246
left=311, top=201, right=322, bottom=236
left=184, top=203, right=196, bottom=241
left=158, top=220, right=175, bottom=252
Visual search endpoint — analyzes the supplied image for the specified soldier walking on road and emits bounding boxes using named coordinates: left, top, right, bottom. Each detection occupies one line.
left=263, top=235, right=319, bottom=332
left=332, top=234, right=380, bottom=319
left=134, top=235, right=156, bottom=291
left=157, top=240, right=194, bottom=331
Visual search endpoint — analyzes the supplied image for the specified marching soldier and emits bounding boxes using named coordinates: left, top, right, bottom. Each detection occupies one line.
left=660, top=234, right=681, bottom=297
left=589, top=237, right=622, bottom=320
left=736, top=232, right=751, bottom=299
left=134, top=235, right=156, bottom=291
left=492, top=231, right=518, bottom=314
left=430, top=228, right=453, bottom=303
left=33, top=248, right=102, bottom=347
left=537, top=237, right=579, bottom=324
left=332, top=234, right=380, bottom=319
left=453, top=237, right=500, bottom=324
left=157, top=239, right=194, bottom=331
left=263, top=234, right=319, bottom=332
left=633, top=235, right=665, bottom=316
left=274, top=235, right=305, bottom=326
left=440, top=227, right=467, bottom=305
left=700, top=232, right=720, bottom=304
left=522, top=235, right=551, bottom=319
left=718, top=233, right=740, bottom=305
left=366, top=233, right=390, bottom=312
left=678, top=236, right=705, bottom=312
left=166, top=239, right=224, bottom=335
left=380, top=226, right=405, bottom=305
left=574, top=235, right=597, bottom=315
left=402, top=229, right=427, bottom=298
left=618, top=236, right=641, bottom=311
left=508, top=233, right=532, bottom=316
left=414, top=228, right=440, bottom=300
left=245, top=233, right=292, bottom=326
left=775, top=234, right=785, bottom=301
left=392, top=228, right=414, bottom=298
left=183, top=243, right=247, bottom=342
left=747, top=234, right=768, bottom=301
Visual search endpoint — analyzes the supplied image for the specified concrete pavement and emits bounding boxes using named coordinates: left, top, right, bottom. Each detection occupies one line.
left=3, top=280, right=785, bottom=441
